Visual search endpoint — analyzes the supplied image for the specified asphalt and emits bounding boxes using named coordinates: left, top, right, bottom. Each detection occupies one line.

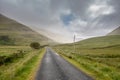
left=35, top=47, right=94, bottom=80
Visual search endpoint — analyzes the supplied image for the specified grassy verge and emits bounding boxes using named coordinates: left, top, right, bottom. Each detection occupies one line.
left=28, top=48, right=45, bottom=80
left=53, top=48, right=120, bottom=80
left=13, top=48, right=45, bottom=80
left=0, top=46, right=45, bottom=80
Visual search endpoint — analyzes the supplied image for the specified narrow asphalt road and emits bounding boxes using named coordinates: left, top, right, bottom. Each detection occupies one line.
left=35, top=47, right=93, bottom=80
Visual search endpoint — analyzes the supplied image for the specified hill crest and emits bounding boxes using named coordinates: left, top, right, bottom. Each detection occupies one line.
left=107, top=26, right=120, bottom=35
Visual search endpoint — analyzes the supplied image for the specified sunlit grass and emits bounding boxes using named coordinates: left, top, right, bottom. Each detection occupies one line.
left=13, top=48, right=45, bottom=80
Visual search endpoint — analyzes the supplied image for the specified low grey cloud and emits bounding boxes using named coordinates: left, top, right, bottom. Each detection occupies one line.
left=0, top=0, right=119, bottom=43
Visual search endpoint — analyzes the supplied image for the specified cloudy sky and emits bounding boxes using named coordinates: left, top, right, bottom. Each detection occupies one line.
left=0, top=0, right=120, bottom=43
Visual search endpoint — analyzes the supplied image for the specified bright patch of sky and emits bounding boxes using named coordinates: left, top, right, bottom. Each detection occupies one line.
left=88, top=0, right=115, bottom=18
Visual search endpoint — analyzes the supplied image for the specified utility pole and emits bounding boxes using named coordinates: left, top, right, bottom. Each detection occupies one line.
left=73, top=34, right=76, bottom=53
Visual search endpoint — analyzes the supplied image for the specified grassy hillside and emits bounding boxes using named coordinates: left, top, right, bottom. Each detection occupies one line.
left=53, top=35, right=120, bottom=80
left=75, top=35, right=120, bottom=48
left=0, top=14, right=54, bottom=45
left=108, top=26, right=120, bottom=35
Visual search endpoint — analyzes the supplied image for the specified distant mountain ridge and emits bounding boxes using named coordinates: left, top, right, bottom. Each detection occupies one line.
left=107, top=26, right=120, bottom=35
left=0, top=13, right=54, bottom=45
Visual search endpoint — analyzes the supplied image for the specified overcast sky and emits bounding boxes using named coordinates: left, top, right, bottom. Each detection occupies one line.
left=0, top=0, right=120, bottom=43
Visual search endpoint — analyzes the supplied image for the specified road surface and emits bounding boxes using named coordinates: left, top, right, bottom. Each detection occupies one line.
left=35, top=47, right=93, bottom=80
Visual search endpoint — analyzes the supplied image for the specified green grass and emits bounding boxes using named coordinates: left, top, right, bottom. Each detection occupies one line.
left=13, top=48, right=45, bottom=80
left=0, top=46, right=45, bottom=80
left=0, top=46, right=31, bottom=56
left=53, top=35, right=120, bottom=80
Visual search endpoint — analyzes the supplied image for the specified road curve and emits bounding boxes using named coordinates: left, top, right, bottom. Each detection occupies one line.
left=35, top=47, right=93, bottom=80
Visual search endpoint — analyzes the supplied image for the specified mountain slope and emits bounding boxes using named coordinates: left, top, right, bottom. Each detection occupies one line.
left=0, top=14, right=54, bottom=45
left=107, top=26, right=120, bottom=35
left=74, top=35, right=120, bottom=48
left=59, top=35, right=120, bottom=49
